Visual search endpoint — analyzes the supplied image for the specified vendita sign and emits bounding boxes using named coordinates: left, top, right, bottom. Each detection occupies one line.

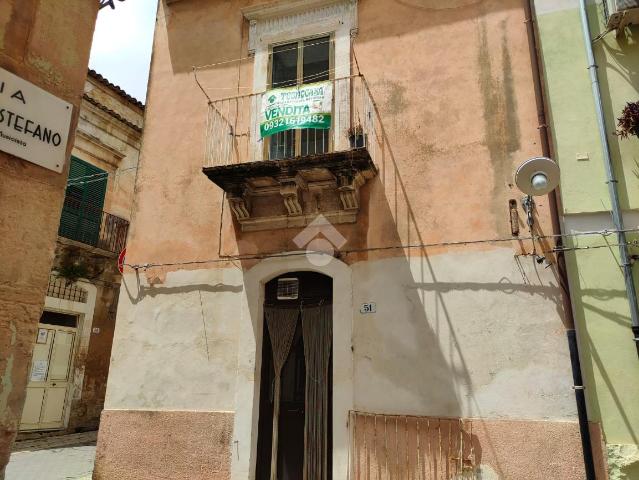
left=0, top=67, right=72, bottom=173
left=260, top=81, right=332, bottom=138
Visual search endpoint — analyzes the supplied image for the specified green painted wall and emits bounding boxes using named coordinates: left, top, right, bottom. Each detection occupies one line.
left=535, top=0, right=639, bottom=476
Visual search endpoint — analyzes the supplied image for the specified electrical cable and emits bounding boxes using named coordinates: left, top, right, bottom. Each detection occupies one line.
left=124, top=228, right=639, bottom=270
left=193, top=39, right=351, bottom=102
left=518, top=240, right=638, bottom=255
left=66, top=167, right=138, bottom=187
left=67, top=166, right=137, bottom=183
left=196, top=65, right=357, bottom=103
left=193, top=38, right=335, bottom=72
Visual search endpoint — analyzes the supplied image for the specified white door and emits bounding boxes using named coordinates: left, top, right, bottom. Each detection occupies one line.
left=20, top=315, right=77, bottom=431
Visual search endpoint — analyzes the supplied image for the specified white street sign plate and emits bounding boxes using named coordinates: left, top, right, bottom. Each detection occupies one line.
left=0, top=67, right=72, bottom=173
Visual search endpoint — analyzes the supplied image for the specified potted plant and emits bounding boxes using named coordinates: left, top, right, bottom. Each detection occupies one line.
left=616, top=101, right=639, bottom=139
left=347, top=124, right=366, bottom=148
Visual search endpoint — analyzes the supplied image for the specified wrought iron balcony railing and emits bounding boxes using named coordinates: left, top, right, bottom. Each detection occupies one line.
left=204, top=74, right=380, bottom=167
left=58, top=196, right=129, bottom=254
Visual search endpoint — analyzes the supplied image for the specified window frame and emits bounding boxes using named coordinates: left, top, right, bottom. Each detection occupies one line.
left=265, top=33, right=335, bottom=159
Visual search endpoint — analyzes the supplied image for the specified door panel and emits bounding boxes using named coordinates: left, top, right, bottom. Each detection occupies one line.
left=29, top=331, right=54, bottom=380
left=49, top=331, right=74, bottom=380
left=41, top=388, right=68, bottom=424
left=19, top=322, right=77, bottom=431
left=20, top=388, right=45, bottom=425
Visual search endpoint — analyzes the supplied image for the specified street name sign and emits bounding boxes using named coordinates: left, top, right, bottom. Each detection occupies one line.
left=0, top=67, right=72, bottom=173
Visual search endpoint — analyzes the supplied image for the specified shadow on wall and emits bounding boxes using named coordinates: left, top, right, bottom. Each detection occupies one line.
left=161, top=0, right=522, bottom=81
left=151, top=0, right=576, bottom=476
left=567, top=268, right=639, bottom=447
left=595, top=24, right=639, bottom=210
left=121, top=277, right=243, bottom=305
left=227, top=62, right=570, bottom=480
left=163, top=0, right=248, bottom=74
left=573, top=12, right=639, bottom=454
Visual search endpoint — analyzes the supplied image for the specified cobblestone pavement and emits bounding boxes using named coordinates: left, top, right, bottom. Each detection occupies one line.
left=6, top=432, right=97, bottom=480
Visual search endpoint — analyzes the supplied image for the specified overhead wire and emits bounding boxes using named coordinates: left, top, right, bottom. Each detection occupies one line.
left=124, top=228, right=639, bottom=270
left=195, top=64, right=355, bottom=102
left=193, top=37, right=335, bottom=72
left=173, top=34, right=639, bottom=272
left=192, top=38, right=350, bottom=100
left=66, top=167, right=138, bottom=187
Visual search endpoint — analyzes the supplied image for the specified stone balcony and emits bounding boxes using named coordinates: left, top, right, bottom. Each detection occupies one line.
left=202, top=75, right=378, bottom=232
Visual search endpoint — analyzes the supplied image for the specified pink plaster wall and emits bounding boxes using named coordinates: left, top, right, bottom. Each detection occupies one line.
left=125, top=0, right=557, bottom=272
left=351, top=412, right=608, bottom=480
left=94, top=409, right=234, bottom=480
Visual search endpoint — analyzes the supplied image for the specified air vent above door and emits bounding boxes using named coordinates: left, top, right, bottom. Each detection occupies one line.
left=277, top=278, right=299, bottom=300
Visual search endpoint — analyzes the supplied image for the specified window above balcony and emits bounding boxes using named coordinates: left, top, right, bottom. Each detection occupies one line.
left=202, top=1, right=377, bottom=232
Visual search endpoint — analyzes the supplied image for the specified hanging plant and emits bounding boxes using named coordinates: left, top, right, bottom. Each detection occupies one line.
left=56, top=257, right=89, bottom=284
left=616, top=101, right=639, bottom=139
left=347, top=124, right=365, bottom=148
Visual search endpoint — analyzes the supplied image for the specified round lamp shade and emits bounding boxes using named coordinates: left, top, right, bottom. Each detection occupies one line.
left=515, top=157, right=560, bottom=196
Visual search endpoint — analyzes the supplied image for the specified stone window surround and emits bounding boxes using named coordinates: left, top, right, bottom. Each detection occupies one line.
left=231, top=254, right=354, bottom=480
left=243, top=0, right=358, bottom=160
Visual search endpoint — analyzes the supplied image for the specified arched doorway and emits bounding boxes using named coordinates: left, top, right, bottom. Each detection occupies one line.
left=256, top=272, right=333, bottom=480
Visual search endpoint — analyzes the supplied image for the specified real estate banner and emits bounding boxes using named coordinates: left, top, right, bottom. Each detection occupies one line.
left=260, top=81, right=332, bottom=138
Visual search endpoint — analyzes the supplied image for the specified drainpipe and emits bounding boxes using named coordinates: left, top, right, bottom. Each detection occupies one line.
left=579, top=0, right=639, bottom=358
left=524, top=1, right=597, bottom=478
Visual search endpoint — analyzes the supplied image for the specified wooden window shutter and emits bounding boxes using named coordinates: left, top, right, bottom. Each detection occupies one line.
left=58, top=157, right=108, bottom=246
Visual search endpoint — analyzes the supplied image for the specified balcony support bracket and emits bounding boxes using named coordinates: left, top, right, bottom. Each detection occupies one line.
left=338, top=171, right=365, bottom=211
left=279, top=177, right=304, bottom=216
left=203, top=148, right=377, bottom=231
left=228, top=190, right=252, bottom=221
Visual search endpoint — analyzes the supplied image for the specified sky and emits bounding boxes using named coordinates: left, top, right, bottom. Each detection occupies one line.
left=88, top=0, right=158, bottom=103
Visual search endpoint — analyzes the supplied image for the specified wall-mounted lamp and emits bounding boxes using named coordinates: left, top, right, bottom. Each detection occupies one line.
left=515, top=156, right=560, bottom=197
left=514, top=157, right=561, bottom=264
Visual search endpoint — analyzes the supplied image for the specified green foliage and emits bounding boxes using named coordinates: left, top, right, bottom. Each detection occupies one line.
left=616, top=101, right=639, bottom=139
left=57, top=259, right=89, bottom=284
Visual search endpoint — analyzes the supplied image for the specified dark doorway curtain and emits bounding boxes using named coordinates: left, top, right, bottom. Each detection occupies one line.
left=264, top=306, right=300, bottom=480
left=257, top=273, right=333, bottom=480
left=301, top=304, right=332, bottom=480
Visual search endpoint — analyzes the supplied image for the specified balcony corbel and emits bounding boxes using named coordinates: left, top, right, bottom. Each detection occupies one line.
left=337, top=171, right=365, bottom=211
left=228, top=190, right=251, bottom=221
left=279, top=178, right=304, bottom=216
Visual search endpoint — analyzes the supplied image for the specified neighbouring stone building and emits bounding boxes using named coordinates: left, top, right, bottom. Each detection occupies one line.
left=95, top=1, right=608, bottom=479
left=534, top=1, right=639, bottom=478
left=16, top=70, right=143, bottom=436
left=0, top=1, right=99, bottom=477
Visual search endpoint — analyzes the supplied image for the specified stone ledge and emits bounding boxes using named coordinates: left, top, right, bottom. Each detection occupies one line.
left=203, top=148, right=377, bottom=232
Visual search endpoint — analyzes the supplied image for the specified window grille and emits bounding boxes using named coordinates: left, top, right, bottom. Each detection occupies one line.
left=46, top=275, right=88, bottom=303
left=277, top=278, right=300, bottom=300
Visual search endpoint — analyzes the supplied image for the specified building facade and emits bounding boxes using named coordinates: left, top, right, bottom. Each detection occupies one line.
left=0, top=1, right=99, bottom=477
left=16, top=71, right=143, bottom=436
left=95, top=1, right=607, bottom=479
left=535, top=0, right=639, bottom=478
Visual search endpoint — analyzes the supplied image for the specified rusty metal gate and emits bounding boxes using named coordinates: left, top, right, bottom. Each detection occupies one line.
left=349, top=412, right=479, bottom=480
